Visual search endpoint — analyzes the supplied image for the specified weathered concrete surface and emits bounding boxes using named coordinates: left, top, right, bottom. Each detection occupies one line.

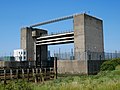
left=21, top=27, right=48, bottom=65
left=20, top=13, right=105, bottom=74
left=21, top=28, right=34, bottom=61
left=74, top=14, right=85, bottom=60
left=74, top=14, right=104, bottom=60
left=57, top=60, right=88, bottom=74
left=56, top=60, right=106, bottom=75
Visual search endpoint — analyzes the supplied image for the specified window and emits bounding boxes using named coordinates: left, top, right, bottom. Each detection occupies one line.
left=24, top=51, right=26, bottom=55
left=24, top=56, right=26, bottom=60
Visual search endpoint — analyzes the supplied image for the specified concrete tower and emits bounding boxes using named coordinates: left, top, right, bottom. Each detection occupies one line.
left=21, top=27, right=48, bottom=67
left=74, top=13, right=104, bottom=61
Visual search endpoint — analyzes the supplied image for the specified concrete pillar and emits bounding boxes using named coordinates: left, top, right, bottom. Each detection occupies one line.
left=74, top=14, right=85, bottom=60
left=21, top=27, right=34, bottom=61
left=74, top=13, right=104, bottom=61
left=73, top=14, right=104, bottom=74
left=21, top=27, right=48, bottom=67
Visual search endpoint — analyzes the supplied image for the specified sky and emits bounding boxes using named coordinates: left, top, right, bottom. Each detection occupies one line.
left=0, top=0, right=120, bottom=56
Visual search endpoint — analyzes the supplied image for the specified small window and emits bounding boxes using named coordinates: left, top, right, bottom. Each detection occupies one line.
left=24, top=51, right=26, bottom=55
left=24, top=56, right=26, bottom=60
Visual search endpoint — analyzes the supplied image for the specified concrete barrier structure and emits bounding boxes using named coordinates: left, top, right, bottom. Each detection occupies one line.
left=20, top=13, right=104, bottom=75
left=74, top=14, right=104, bottom=61
left=21, top=27, right=48, bottom=67
left=57, top=60, right=105, bottom=75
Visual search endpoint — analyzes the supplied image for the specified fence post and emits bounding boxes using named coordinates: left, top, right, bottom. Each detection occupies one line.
left=54, top=57, right=57, bottom=79
left=36, top=68, right=38, bottom=82
left=16, top=69, right=18, bottom=80
left=27, top=68, right=29, bottom=81
left=4, top=69, right=6, bottom=84
left=10, top=69, right=13, bottom=80
left=22, top=69, right=24, bottom=79
left=44, top=68, right=46, bottom=80
left=32, top=68, right=37, bottom=83
left=40, top=68, right=44, bottom=82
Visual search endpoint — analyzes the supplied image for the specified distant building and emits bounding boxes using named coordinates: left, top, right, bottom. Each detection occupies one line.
left=14, top=49, right=27, bottom=61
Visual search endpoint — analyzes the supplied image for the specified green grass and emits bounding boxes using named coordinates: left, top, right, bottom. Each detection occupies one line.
left=1, top=69, right=120, bottom=90
left=1, top=58, right=120, bottom=90
left=0, top=65, right=120, bottom=90
left=34, top=70, right=120, bottom=90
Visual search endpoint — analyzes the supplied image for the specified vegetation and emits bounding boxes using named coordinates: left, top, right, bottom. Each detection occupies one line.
left=0, top=69, right=120, bottom=90
left=100, top=58, right=120, bottom=71
left=0, top=58, right=120, bottom=90
left=32, top=69, right=120, bottom=90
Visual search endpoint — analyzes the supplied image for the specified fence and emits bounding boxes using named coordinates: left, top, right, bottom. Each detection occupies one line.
left=54, top=51, right=104, bottom=60
left=54, top=52, right=74, bottom=60
left=54, top=51, right=120, bottom=60
left=0, top=60, right=57, bottom=83
left=0, top=67, right=55, bottom=84
left=105, top=52, right=120, bottom=60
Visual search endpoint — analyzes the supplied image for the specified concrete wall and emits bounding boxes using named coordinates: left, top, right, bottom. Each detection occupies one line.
left=84, top=15, right=104, bottom=52
left=84, top=14, right=104, bottom=60
left=57, top=60, right=88, bottom=74
left=56, top=60, right=105, bottom=75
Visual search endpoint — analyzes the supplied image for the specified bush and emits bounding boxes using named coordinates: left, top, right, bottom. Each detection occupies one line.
left=100, top=58, right=120, bottom=71
left=100, top=61, right=115, bottom=71
left=4, top=80, right=32, bottom=90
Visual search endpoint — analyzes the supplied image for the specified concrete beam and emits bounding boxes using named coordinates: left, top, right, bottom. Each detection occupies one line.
left=36, top=36, right=74, bottom=43
left=30, top=15, right=73, bottom=27
left=37, top=32, right=74, bottom=40
left=36, top=40, right=74, bottom=45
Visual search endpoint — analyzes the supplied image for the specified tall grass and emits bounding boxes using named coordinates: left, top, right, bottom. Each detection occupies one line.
left=31, top=69, right=120, bottom=90
left=1, top=69, right=120, bottom=90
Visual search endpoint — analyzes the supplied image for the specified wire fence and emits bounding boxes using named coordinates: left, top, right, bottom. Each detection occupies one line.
left=54, top=51, right=120, bottom=60
left=105, top=52, right=120, bottom=60
left=0, top=51, right=120, bottom=61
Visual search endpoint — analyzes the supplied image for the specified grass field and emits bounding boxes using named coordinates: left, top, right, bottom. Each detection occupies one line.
left=32, top=70, right=120, bottom=90
left=0, top=68, right=120, bottom=90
